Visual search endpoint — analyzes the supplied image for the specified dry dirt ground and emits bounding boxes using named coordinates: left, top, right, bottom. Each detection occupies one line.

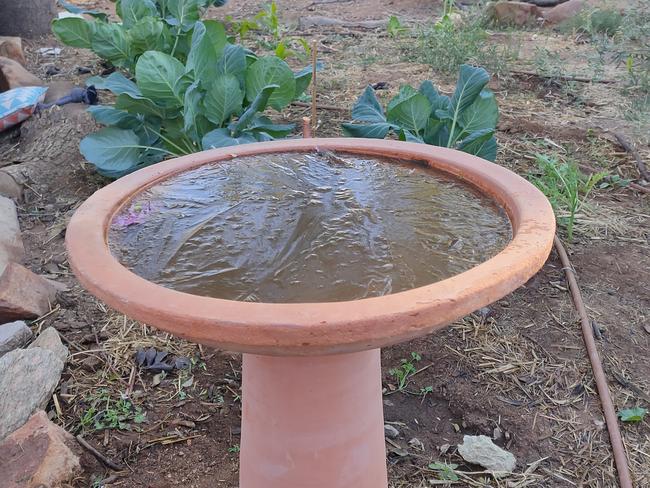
left=1, top=0, right=649, bottom=487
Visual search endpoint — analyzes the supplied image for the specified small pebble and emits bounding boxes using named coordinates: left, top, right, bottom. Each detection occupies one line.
left=384, top=424, right=399, bottom=438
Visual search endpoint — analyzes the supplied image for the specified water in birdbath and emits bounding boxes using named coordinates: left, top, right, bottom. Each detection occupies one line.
left=109, top=152, right=511, bottom=303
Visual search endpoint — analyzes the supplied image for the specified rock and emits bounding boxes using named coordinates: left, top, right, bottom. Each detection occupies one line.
left=0, top=410, right=81, bottom=487
left=0, top=57, right=43, bottom=92
left=0, top=262, right=60, bottom=321
left=0, top=0, right=57, bottom=39
left=0, top=171, right=23, bottom=200
left=458, top=435, right=516, bottom=474
left=485, top=1, right=542, bottom=26
left=0, top=320, right=32, bottom=357
left=542, top=0, right=585, bottom=24
left=0, top=36, right=26, bottom=66
left=0, top=195, right=25, bottom=271
left=28, top=327, right=68, bottom=363
left=0, top=348, right=64, bottom=440
left=384, top=424, right=400, bottom=438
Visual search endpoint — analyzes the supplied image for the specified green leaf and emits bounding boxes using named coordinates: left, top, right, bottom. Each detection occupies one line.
left=57, top=0, right=108, bottom=20
left=216, top=43, right=247, bottom=80
left=186, top=21, right=228, bottom=85
left=183, top=82, right=205, bottom=143
left=351, top=86, right=386, bottom=123
left=398, top=128, right=424, bottom=143
left=419, top=80, right=450, bottom=114
left=87, top=72, right=141, bottom=97
left=115, top=93, right=169, bottom=119
left=80, top=127, right=167, bottom=178
left=92, top=22, right=132, bottom=68
left=457, top=129, right=497, bottom=161
left=232, top=84, right=277, bottom=133
left=52, top=18, right=94, bottom=49
left=386, top=85, right=418, bottom=114
left=246, top=115, right=294, bottom=137
left=129, top=18, right=171, bottom=55
left=618, top=407, right=647, bottom=422
left=459, top=89, right=498, bottom=133
left=135, top=51, right=185, bottom=108
left=449, top=64, right=490, bottom=115
left=386, top=88, right=431, bottom=133
left=120, top=0, right=157, bottom=28
left=245, top=56, right=296, bottom=111
left=422, top=118, right=447, bottom=146
left=87, top=105, right=141, bottom=129
left=202, top=128, right=257, bottom=149
left=203, top=74, right=243, bottom=126
left=341, top=122, right=392, bottom=139
left=166, top=0, right=202, bottom=31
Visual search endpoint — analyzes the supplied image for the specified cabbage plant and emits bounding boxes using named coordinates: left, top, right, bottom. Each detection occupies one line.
left=342, top=65, right=499, bottom=161
left=52, top=1, right=312, bottom=178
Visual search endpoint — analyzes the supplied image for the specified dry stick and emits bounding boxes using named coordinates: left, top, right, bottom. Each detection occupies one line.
left=302, top=117, right=312, bottom=138
left=553, top=235, right=633, bottom=488
left=311, top=40, right=318, bottom=134
left=291, top=101, right=347, bottom=112
left=613, top=132, right=650, bottom=182
left=512, top=70, right=617, bottom=84
left=578, top=162, right=650, bottom=194
left=76, top=435, right=124, bottom=470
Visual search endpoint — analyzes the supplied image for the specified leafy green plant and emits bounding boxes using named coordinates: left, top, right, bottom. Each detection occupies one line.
left=52, top=2, right=315, bottom=178
left=529, top=155, right=607, bottom=241
left=79, top=389, right=146, bottom=432
left=410, top=14, right=516, bottom=76
left=389, top=352, right=421, bottom=391
left=343, top=64, right=499, bottom=161
left=53, top=0, right=229, bottom=70
left=618, top=407, right=648, bottom=422
left=428, top=462, right=460, bottom=481
left=227, top=1, right=311, bottom=60
left=387, top=16, right=407, bottom=38
left=228, top=443, right=241, bottom=453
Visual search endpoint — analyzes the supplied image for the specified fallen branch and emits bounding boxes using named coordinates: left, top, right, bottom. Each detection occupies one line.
left=613, top=131, right=650, bottom=182
left=291, top=101, right=348, bottom=112
left=76, top=435, right=124, bottom=470
left=512, top=70, right=617, bottom=84
left=554, top=236, right=633, bottom=488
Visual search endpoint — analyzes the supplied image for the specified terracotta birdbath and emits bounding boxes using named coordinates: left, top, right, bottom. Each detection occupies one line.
left=66, top=138, right=555, bottom=488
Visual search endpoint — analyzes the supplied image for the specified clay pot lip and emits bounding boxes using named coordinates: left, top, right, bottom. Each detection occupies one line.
left=66, top=138, right=555, bottom=356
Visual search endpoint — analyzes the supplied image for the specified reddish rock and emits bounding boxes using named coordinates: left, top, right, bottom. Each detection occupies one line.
left=543, top=0, right=586, bottom=24
left=0, top=263, right=59, bottom=321
left=0, top=36, right=26, bottom=66
left=0, top=56, right=43, bottom=92
left=0, top=410, right=81, bottom=487
left=485, top=1, right=542, bottom=26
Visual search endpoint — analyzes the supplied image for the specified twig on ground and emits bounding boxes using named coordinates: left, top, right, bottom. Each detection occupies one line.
left=512, top=71, right=617, bottom=84
left=291, top=101, right=348, bottom=112
left=76, top=435, right=124, bottom=470
left=613, top=132, right=650, bottom=182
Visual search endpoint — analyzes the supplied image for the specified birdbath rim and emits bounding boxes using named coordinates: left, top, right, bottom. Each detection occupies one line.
left=66, top=138, right=555, bottom=356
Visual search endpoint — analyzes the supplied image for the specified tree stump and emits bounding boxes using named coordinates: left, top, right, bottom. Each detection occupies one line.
left=0, top=0, right=57, bottom=38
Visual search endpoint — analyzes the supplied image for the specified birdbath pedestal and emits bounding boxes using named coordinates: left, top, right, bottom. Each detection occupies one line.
left=66, top=139, right=555, bottom=488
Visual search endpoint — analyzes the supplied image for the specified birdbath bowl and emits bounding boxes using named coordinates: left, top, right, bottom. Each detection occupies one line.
left=66, top=138, right=555, bottom=488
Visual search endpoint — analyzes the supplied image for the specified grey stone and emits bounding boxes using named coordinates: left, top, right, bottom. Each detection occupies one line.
left=0, top=196, right=24, bottom=272
left=0, top=348, right=64, bottom=440
left=28, top=327, right=68, bottom=363
left=0, top=171, right=22, bottom=201
left=458, top=435, right=516, bottom=474
left=384, top=424, right=399, bottom=438
left=0, top=320, right=32, bottom=357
